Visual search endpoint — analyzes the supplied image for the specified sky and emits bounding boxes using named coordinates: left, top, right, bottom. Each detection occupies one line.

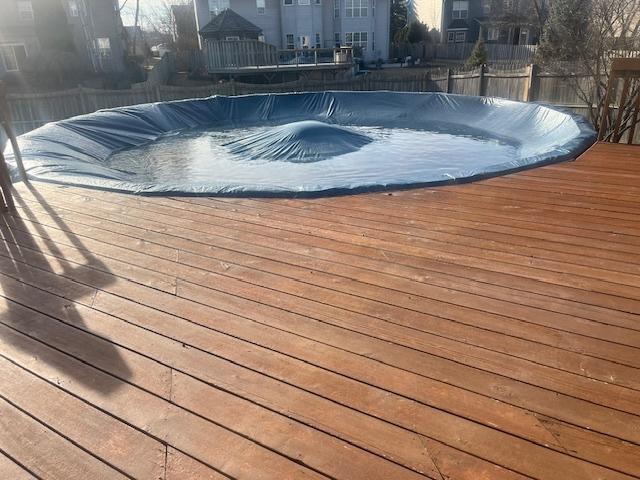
left=119, top=0, right=173, bottom=27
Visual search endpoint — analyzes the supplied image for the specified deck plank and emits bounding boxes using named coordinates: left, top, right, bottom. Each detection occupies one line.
left=0, top=452, right=37, bottom=480
left=1, top=142, right=640, bottom=479
left=0, top=397, right=127, bottom=480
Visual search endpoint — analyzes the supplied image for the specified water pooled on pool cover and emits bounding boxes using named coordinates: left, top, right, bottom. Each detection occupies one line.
left=6, top=92, right=596, bottom=196
left=106, top=121, right=518, bottom=185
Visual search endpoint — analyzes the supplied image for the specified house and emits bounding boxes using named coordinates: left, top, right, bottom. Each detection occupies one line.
left=0, top=0, right=125, bottom=78
left=64, top=0, right=126, bottom=73
left=415, top=0, right=545, bottom=45
left=441, top=0, right=545, bottom=45
left=193, top=0, right=390, bottom=61
left=0, top=1, right=40, bottom=76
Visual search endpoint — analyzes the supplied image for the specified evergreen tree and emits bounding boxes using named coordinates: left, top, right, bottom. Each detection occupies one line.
left=407, top=21, right=429, bottom=44
left=390, top=0, right=408, bottom=43
left=536, top=0, right=591, bottom=62
left=466, top=38, right=487, bottom=67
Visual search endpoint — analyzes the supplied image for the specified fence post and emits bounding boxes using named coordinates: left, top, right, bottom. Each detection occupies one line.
left=155, top=85, right=162, bottom=102
left=0, top=81, right=27, bottom=183
left=230, top=78, right=236, bottom=96
left=446, top=68, right=452, bottom=93
left=478, top=64, right=486, bottom=96
left=0, top=151, right=15, bottom=210
left=525, top=63, right=538, bottom=102
left=78, top=85, right=87, bottom=113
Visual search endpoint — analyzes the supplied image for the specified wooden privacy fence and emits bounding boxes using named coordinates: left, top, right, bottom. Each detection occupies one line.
left=2, top=64, right=605, bottom=137
left=428, top=43, right=538, bottom=63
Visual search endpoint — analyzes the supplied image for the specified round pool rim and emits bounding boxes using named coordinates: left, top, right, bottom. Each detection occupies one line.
left=5, top=91, right=597, bottom=197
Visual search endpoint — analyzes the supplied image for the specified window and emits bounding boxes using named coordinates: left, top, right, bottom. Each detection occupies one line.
left=285, top=33, right=294, bottom=49
left=519, top=27, right=529, bottom=45
left=488, top=27, right=500, bottom=41
left=0, top=44, right=27, bottom=71
left=314, top=0, right=321, bottom=4
left=346, top=0, right=367, bottom=17
left=68, top=0, right=79, bottom=16
left=452, top=0, right=468, bottom=19
left=258, top=34, right=265, bottom=42
left=345, top=31, right=367, bottom=50
left=315, top=33, right=321, bottom=48
left=208, top=0, right=229, bottom=15
left=334, top=32, right=340, bottom=45
left=97, top=37, right=111, bottom=53
left=299, top=35, right=310, bottom=48
left=482, top=0, right=490, bottom=14
left=225, top=35, right=240, bottom=40
left=284, top=0, right=293, bottom=5
left=447, top=30, right=466, bottom=43
left=334, top=0, right=339, bottom=17
left=17, top=1, right=34, bottom=21
left=96, top=37, right=112, bottom=63
left=503, top=0, right=513, bottom=8
left=256, top=0, right=265, bottom=13
left=299, top=0, right=310, bottom=5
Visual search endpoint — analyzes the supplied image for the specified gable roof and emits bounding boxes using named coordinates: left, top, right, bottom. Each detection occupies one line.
left=199, top=9, right=262, bottom=37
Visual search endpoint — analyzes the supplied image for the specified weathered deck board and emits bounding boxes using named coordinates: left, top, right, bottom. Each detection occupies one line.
left=1, top=142, right=639, bottom=479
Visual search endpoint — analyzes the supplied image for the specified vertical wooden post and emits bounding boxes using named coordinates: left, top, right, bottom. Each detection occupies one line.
left=612, top=78, right=631, bottom=143
left=478, top=64, right=486, bottom=96
left=525, top=63, right=538, bottom=102
left=446, top=68, right=452, bottom=93
left=598, top=72, right=617, bottom=141
left=627, top=93, right=640, bottom=145
left=0, top=81, right=27, bottom=182
left=0, top=150, right=15, bottom=210
left=78, top=85, right=87, bottom=113
left=155, top=85, right=162, bottom=102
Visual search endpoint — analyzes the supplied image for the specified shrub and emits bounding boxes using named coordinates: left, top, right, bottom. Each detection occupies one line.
left=466, top=38, right=487, bottom=68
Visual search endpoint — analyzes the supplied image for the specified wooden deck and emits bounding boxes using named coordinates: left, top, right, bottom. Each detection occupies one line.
left=1, top=142, right=639, bottom=480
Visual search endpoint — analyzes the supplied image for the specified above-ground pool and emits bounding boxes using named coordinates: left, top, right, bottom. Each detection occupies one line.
left=5, top=91, right=596, bottom=196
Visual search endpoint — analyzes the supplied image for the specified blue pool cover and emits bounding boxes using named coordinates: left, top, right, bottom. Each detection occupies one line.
left=4, top=91, right=596, bottom=196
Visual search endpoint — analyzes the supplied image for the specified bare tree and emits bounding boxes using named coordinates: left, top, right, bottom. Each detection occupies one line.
left=537, top=0, right=640, bottom=136
left=132, top=0, right=140, bottom=56
left=142, top=0, right=192, bottom=45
